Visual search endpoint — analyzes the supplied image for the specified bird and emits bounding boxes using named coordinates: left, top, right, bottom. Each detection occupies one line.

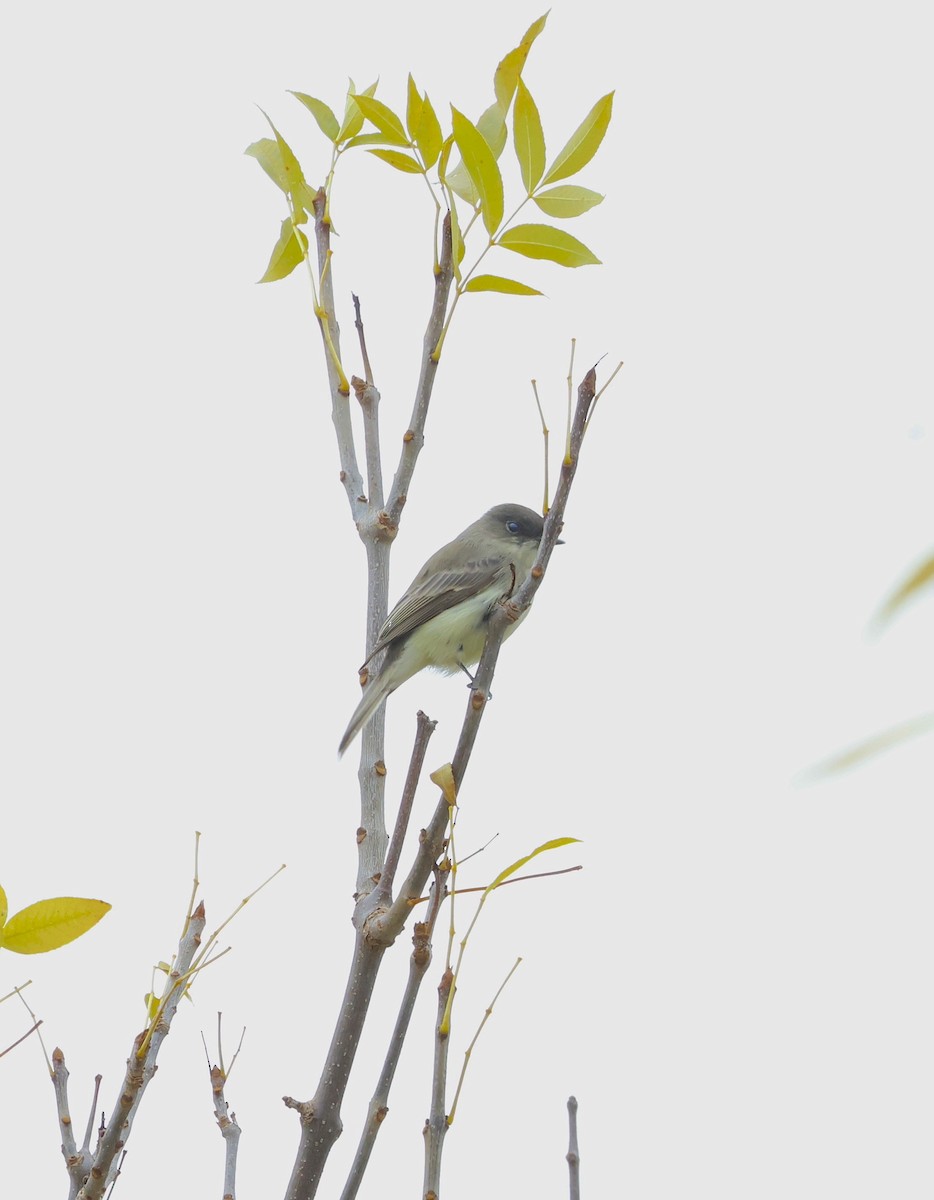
left=338, top=503, right=555, bottom=755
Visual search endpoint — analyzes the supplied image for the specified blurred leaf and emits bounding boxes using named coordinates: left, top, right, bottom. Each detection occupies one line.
left=498, top=223, right=600, bottom=267
left=413, top=91, right=443, bottom=168
left=874, top=553, right=934, bottom=629
left=802, top=713, right=934, bottom=779
left=367, top=148, right=424, bottom=174
left=0, top=883, right=7, bottom=928
left=464, top=274, right=542, bottom=295
left=451, top=107, right=504, bottom=235
left=513, top=79, right=545, bottom=192
left=338, top=78, right=378, bottom=141
left=477, top=102, right=508, bottom=159
left=350, top=94, right=409, bottom=144
left=258, top=218, right=307, bottom=283
left=493, top=12, right=550, bottom=109
left=534, top=184, right=604, bottom=218
left=542, top=92, right=614, bottom=185
left=446, top=160, right=480, bottom=207
left=0, top=897, right=111, bottom=955
left=289, top=91, right=340, bottom=141
left=486, top=837, right=580, bottom=894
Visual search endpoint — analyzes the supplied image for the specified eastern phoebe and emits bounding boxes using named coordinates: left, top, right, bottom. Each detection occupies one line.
left=338, top=503, right=555, bottom=755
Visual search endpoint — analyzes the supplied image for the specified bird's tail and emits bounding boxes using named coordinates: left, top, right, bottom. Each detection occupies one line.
left=338, top=675, right=394, bottom=757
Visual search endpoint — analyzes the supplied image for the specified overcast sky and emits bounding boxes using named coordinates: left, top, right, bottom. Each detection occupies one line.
left=2, top=2, right=933, bottom=1197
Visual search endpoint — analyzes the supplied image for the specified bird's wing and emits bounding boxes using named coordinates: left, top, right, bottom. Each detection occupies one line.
left=362, top=555, right=514, bottom=666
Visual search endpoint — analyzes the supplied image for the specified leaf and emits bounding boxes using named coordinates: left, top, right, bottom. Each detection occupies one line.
left=0, top=883, right=7, bottom=928
left=367, top=148, right=424, bottom=174
left=251, top=113, right=313, bottom=222
left=338, top=78, right=378, bottom=141
left=258, top=217, right=307, bottom=283
left=493, top=12, right=550, bottom=109
left=0, top=896, right=111, bottom=955
left=451, top=107, right=504, bottom=235
left=406, top=74, right=423, bottom=141
left=245, top=137, right=292, bottom=194
left=344, top=131, right=411, bottom=149
left=802, top=714, right=934, bottom=779
left=413, top=92, right=443, bottom=169
left=447, top=190, right=466, bottom=279
left=446, top=160, right=479, bottom=207
left=486, top=837, right=580, bottom=894
left=541, top=92, right=614, bottom=186
left=289, top=91, right=340, bottom=141
left=464, top=274, right=543, bottom=296
left=513, top=79, right=545, bottom=192
left=430, top=763, right=457, bottom=806
left=438, top=134, right=454, bottom=183
left=477, top=102, right=508, bottom=159
left=350, top=94, right=409, bottom=144
left=533, top=185, right=604, bottom=218
left=498, top=223, right=600, bottom=267
left=874, top=553, right=934, bottom=629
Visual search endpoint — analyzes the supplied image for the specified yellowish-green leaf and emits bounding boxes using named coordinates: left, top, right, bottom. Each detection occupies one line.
left=451, top=107, right=504, bottom=235
left=438, top=135, right=454, bottom=183
left=289, top=91, right=340, bottom=141
left=874, top=553, right=934, bottom=629
left=414, top=92, right=443, bottom=169
left=258, top=218, right=307, bottom=283
left=498, top=223, right=600, bottom=267
left=477, top=102, right=508, bottom=159
left=0, top=883, right=7, bottom=927
left=533, top=184, right=604, bottom=218
left=447, top=190, right=466, bottom=279
left=367, top=148, right=424, bottom=174
left=464, top=274, right=543, bottom=296
left=252, top=112, right=313, bottom=222
left=338, top=78, right=378, bottom=141
left=486, top=837, right=580, bottom=894
left=245, top=138, right=292, bottom=195
left=344, top=131, right=410, bottom=149
left=513, top=79, right=546, bottom=192
left=406, top=74, right=423, bottom=140
left=446, top=161, right=480, bottom=207
left=542, top=92, right=614, bottom=186
left=350, top=94, right=409, bottom=144
left=802, top=713, right=934, bottom=780
left=0, top=896, right=111, bottom=955
left=430, top=762, right=458, bottom=806
left=493, top=12, right=550, bottom=109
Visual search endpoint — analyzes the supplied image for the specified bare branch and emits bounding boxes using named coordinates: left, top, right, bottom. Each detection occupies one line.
left=566, top=1095, right=581, bottom=1200
left=209, top=1060, right=242, bottom=1200
left=422, top=966, right=455, bottom=1197
left=376, top=710, right=437, bottom=902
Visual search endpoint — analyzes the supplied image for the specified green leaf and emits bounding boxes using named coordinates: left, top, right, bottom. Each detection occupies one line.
left=497, top=223, right=600, bottom=267
left=367, top=148, right=424, bottom=174
left=289, top=91, right=339, bottom=141
left=446, top=161, right=479, bottom=206
left=245, top=137, right=293, bottom=195
left=451, top=107, right=504, bottom=235
left=513, top=79, right=545, bottom=192
left=493, top=12, right=550, bottom=109
left=0, top=896, right=111, bottom=955
left=477, top=102, right=508, bottom=159
left=258, top=217, right=307, bottom=283
left=338, top=78, right=378, bottom=141
left=350, top=94, right=409, bottom=144
left=533, top=185, right=604, bottom=218
left=447, top=190, right=466, bottom=278
left=414, top=91, right=443, bottom=169
left=438, top=134, right=454, bottom=183
left=542, top=92, right=614, bottom=185
left=464, top=274, right=543, bottom=296
left=251, top=112, right=314, bottom=223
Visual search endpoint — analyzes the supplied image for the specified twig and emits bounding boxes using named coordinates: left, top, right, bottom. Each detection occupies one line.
left=531, top=378, right=551, bottom=513
left=422, top=966, right=455, bottom=1197
left=446, top=956, right=522, bottom=1124
left=0, top=1018, right=42, bottom=1059
left=566, top=1095, right=580, bottom=1200
left=208, top=1019, right=243, bottom=1200
left=376, top=710, right=437, bottom=900
left=352, top=293, right=374, bottom=384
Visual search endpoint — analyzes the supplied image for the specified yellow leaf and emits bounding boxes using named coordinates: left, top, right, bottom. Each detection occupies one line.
left=486, top=837, right=580, bottom=894
left=533, top=185, right=604, bottom=218
left=464, top=274, right=542, bottom=296
left=493, top=12, right=550, bottom=109
left=367, top=149, right=424, bottom=174
left=451, top=107, right=504, bottom=235
left=350, top=94, right=409, bottom=144
left=0, top=897, right=111, bottom=955
left=430, top=763, right=458, bottom=806
left=338, top=78, right=378, bottom=142
left=542, top=92, right=614, bottom=186
left=406, top=74, right=423, bottom=141
left=0, top=883, right=7, bottom=928
left=513, top=79, right=546, bottom=193
left=413, top=92, right=443, bottom=169
left=477, top=102, right=508, bottom=159
left=258, top=218, right=307, bottom=283
left=498, top=223, right=600, bottom=267
left=289, top=91, right=340, bottom=141
left=874, top=553, right=934, bottom=629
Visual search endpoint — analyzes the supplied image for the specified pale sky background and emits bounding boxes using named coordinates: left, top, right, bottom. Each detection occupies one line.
left=2, top=2, right=933, bottom=1197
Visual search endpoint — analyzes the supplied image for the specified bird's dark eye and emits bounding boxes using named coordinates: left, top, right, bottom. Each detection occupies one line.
left=506, top=520, right=520, bottom=534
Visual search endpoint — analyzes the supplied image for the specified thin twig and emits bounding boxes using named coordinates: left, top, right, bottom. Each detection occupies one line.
left=377, top=710, right=437, bottom=900
left=566, top=1095, right=581, bottom=1200
left=0, top=1019, right=42, bottom=1058
left=447, top=956, right=522, bottom=1124
left=352, top=293, right=374, bottom=384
